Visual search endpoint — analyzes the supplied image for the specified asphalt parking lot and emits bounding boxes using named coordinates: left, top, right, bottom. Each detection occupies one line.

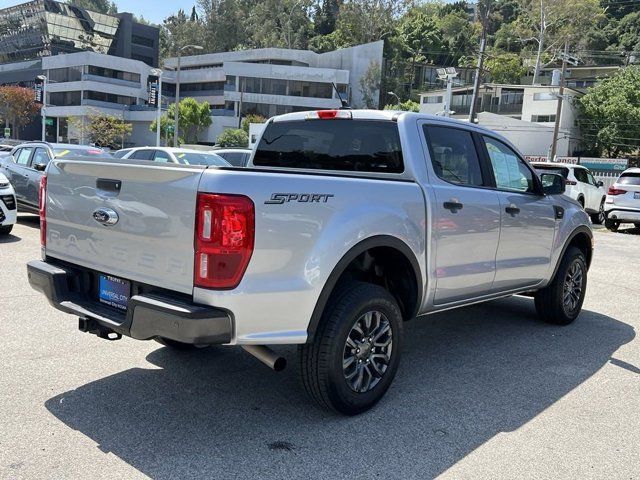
left=1, top=214, right=639, bottom=480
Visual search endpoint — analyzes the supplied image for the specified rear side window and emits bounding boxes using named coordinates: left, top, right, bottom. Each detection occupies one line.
left=129, top=149, right=155, bottom=161
left=254, top=119, right=404, bottom=173
left=423, top=126, right=483, bottom=186
left=618, top=173, right=640, bottom=186
left=573, top=168, right=589, bottom=183
left=15, top=148, right=33, bottom=165
left=218, top=152, right=246, bottom=167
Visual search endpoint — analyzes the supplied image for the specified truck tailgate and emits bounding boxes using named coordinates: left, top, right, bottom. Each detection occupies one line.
left=44, top=160, right=205, bottom=294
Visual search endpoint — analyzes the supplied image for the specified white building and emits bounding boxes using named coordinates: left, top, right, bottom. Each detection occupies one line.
left=419, top=84, right=583, bottom=157
left=42, top=41, right=384, bottom=146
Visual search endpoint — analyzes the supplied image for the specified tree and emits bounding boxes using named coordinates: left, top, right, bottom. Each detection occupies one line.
left=150, top=98, right=212, bottom=145
left=485, top=52, right=527, bottom=83
left=241, top=114, right=266, bottom=133
left=333, top=0, right=411, bottom=46
left=80, top=112, right=132, bottom=148
left=245, top=0, right=313, bottom=49
left=382, top=99, right=420, bottom=112
left=359, top=61, right=382, bottom=108
left=313, top=0, right=340, bottom=35
left=160, top=9, right=206, bottom=59
left=516, top=0, right=603, bottom=84
left=0, top=86, right=41, bottom=139
left=67, top=0, right=117, bottom=14
left=579, top=66, right=640, bottom=157
left=217, top=128, right=249, bottom=147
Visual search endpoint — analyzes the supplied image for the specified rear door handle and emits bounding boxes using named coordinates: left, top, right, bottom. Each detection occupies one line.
left=505, top=204, right=520, bottom=216
left=443, top=200, right=464, bottom=213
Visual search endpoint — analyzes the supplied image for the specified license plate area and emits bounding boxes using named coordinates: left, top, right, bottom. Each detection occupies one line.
left=98, top=274, right=130, bottom=311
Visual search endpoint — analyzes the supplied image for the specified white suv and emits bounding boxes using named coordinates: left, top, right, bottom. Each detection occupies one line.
left=0, top=172, right=17, bottom=235
left=604, top=167, right=640, bottom=231
left=533, top=162, right=606, bottom=224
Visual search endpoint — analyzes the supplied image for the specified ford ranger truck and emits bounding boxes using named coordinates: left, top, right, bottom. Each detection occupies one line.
left=27, top=110, right=593, bottom=415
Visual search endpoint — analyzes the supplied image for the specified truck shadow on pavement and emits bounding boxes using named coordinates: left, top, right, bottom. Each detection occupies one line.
left=45, top=296, right=634, bottom=479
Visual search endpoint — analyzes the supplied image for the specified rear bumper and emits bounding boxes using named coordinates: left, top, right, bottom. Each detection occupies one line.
left=604, top=207, right=640, bottom=223
left=27, top=260, right=233, bottom=345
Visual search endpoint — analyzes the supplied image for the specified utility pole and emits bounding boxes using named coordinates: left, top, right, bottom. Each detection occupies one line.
left=468, top=0, right=491, bottom=123
left=173, top=44, right=203, bottom=147
left=549, top=40, right=569, bottom=162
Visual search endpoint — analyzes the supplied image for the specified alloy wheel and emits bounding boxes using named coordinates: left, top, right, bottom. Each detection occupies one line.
left=563, top=261, right=584, bottom=314
left=342, top=310, right=393, bottom=393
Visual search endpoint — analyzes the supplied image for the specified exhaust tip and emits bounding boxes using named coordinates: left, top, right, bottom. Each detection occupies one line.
left=273, top=356, right=287, bottom=372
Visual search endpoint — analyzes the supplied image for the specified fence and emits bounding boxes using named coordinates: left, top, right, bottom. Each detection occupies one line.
left=593, top=172, right=619, bottom=190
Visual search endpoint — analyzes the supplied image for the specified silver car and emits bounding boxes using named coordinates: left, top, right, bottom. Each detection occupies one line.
left=114, top=147, right=230, bottom=167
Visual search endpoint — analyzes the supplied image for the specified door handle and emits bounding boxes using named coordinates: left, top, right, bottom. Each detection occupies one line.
left=505, top=204, right=520, bottom=216
left=443, top=200, right=464, bottom=213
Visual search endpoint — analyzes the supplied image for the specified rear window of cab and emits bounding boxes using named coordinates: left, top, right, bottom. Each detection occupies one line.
left=253, top=119, right=404, bottom=173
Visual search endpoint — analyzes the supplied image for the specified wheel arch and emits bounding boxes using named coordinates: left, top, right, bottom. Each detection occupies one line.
left=550, top=226, right=593, bottom=282
left=306, top=235, right=423, bottom=343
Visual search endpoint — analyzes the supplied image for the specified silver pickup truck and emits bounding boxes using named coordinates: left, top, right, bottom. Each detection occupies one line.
left=28, top=110, right=593, bottom=415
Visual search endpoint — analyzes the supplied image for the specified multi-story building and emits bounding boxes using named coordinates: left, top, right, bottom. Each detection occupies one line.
left=0, top=0, right=159, bottom=140
left=37, top=41, right=383, bottom=146
left=419, top=83, right=584, bottom=157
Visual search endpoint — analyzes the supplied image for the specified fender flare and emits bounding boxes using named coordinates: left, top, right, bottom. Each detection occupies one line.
left=549, top=225, right=593, bottom=282
left=306, top=235, right=423, bottom=343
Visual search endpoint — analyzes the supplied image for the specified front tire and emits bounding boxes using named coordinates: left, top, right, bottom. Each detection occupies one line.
left=534, top=247, right=587, bottom=325
left=605, top=219, right=619, bottom=232
left=299, top=282, right=403, bottom=415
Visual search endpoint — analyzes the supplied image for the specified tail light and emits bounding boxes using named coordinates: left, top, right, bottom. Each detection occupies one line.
left=39, top=175, right=47, bottom=247
left=194, top=193, right=254, bottom=289
left=306, top=110, right=352, bottom=120
left=608, top=186, right=626, bottom=196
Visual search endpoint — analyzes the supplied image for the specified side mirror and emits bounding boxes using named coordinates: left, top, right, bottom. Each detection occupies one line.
left=540, top=173, right=566, bottom=195
left=34, top=162, right=47, bottom=172
left=597, top=180, right=604, bottom=187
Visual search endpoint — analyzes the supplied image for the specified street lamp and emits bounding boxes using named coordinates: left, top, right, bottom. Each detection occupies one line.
left=387, top=91, right=400, bottom=108
left=436, top=67, right=458, bottom=118
left=149, top=68, right=163, bottom=147
left=173, top=44, right=203, bottom=147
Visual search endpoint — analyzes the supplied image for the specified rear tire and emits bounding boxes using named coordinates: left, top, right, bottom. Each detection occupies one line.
left=604, top=219, right=619, bottom=232
left=590, top=200, right=605, bottom=225
left=634, top=223, right=640, bottom=230
left=0, top=225, right=13, bottom=235
left=299, top=282, right=403, bottom=415
left=534, top=247, right=587, bottom=325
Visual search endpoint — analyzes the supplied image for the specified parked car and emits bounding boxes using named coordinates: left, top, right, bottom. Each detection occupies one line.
left=28, top=110, right=592, bottom=415
left=603, top=167, right=640, bottom=231
left=114, top=147, right=230, bottom=166
left=0, top=142, right=110, bottom=213
left=532, top=162, right=606, bottom=224
left=213, top=148, right=252, bottom=167
left=0, top=171, right=17, bottom=235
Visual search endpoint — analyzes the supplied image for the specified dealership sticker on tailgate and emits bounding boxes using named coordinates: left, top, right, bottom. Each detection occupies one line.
left=98, top=274, right=130, bottom=311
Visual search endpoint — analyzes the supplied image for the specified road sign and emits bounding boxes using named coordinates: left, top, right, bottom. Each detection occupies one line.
left=44, top=117, right=54, bottom=126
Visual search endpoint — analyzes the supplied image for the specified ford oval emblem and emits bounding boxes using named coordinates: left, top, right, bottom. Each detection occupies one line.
left=92, top=208, right=119, bottom=226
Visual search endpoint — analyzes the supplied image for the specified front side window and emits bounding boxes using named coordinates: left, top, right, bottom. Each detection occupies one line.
left=424, top=126, right=483, bottom=186
left=573, top=168, right=589, bottom=184
left=153, top=151, right=172, bottom=163
left=32, top=148, right=50, bottom=166
left=129, top=149, right=155, bottom=161
left=483, top=137, right=535, bottom=193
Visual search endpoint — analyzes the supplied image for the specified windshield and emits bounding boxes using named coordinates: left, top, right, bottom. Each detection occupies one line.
left=618, top=173, right=640, bottom=186
left=533, top=165, right=569, bottom=178
left=54, top=147, right=110, bottom=158
left=174, top=152, right=230, bottom=166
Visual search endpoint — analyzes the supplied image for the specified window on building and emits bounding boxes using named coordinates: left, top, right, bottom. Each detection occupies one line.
left=83, top=91, right=136, bottom=106
left=531, top=114, right=556, bottom=122
left=87, top=65, right=140, bottom=83
left=131, top=34, right=154, bottom=48
left=422, top=96, right=443, bottom=104
left=48, top=66, right=83, bottom=83
left=131, top=53, right=154, bottom=66
left=49, top=91, right=82, bottom=106
left=238, top=77, right=335, bottom=99
left=533, top=92, right=556, bottom=101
